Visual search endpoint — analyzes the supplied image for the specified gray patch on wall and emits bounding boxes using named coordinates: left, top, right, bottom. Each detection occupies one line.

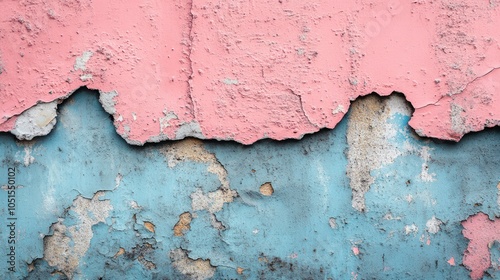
left=74, top=51, right=93, bottom=71
left=99, top=90, right=118, bottom=115
left=43, top=192, right=112, bottom=278
left=175, top=121, right=205, bottom=140
left=11, top=101, right=58, bottom=140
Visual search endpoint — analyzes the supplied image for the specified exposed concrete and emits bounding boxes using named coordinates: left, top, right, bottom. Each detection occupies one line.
left=175, top=121, right=205, bottom=140
left=190, top=188, right=236, bottom=214
left=404, top=224, right=419, bottom=235
left=98, top=90, right=118, bottom=115
left=162, top=138, right=229, bottom=189
left=170, top=249, right=215, bottom=280
left=143, top=221, right=155, bottom=233
left=162, top=138, right=237, bottom=237
left=328, top=218, right=337, bottom=229
left=1, top=89, right=499, bottom=279
left=10, top=101, right=58, bottom=140
left=73, top=51, right=93, bottom=71
left=43, top=192, right=112, bottom=278
left=346, top=94, right=412, bottom=212
left=419, top=147, right=436, bottom=182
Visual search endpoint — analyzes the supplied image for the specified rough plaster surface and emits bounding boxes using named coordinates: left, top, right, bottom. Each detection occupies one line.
left=1, top=0, right=499, bottom=144
left=43, top=192, right=112, bottom=278
left=10, top=101, right=58, bottom=140
left=1, top=90, right=499, bottom=279
left=162, top=138, right=237, bottom=233
left=346, top=94, right=411, bottom=212
left=170, top=249, right=216, bottom=280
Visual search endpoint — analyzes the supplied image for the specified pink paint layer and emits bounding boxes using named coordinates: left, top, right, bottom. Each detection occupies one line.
left=462, top=213, right=500, bottom=280
left=1, top=0, right=499, bottom=144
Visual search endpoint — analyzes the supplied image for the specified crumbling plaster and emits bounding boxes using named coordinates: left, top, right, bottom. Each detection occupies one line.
left=0, top=90, right=499, bottom=279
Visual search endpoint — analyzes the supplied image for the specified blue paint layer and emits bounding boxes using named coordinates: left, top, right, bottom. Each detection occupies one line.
left=0, top=88, right=499, bottom=279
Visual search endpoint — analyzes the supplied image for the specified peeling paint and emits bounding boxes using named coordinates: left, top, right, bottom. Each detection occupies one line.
left=462, top=213, right=500, bottom=280
left=43, top=192, right=112, bottom=278
left=1, top=1, right=499, bottom=144
left=174, top=212, right=192, bottom=237
left=175, top=121, right=205, bottom=140
left=0, top=88, right=499, bottom=279
left=346, top=94, right=411, bottom=212
left=170, top=249, right=215, bottom=280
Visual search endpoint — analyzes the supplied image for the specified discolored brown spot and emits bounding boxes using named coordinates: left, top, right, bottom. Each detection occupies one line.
left=174, top=212, right=193, bottom=237
left=260, top=182, right=274, bottom=196
left=114, top=247, right=125, bottom=258
left=144, top=221, right=155, bottom=233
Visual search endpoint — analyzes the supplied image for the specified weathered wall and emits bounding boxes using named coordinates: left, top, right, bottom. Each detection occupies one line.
left=0, top=0, right=499, bottom=144
left=1, top=1, right=500, bottom=279
left=0, top=89, right=499, bottom=279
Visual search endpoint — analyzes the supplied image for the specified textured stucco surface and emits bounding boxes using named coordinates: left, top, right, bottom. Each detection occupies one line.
left=0, top=89, right=499, bottom=279
left=1, top=0, right=499, bottom=144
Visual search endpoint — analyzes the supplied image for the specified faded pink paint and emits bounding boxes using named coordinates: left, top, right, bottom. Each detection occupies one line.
left=0, top=0, right=499, bottom=144
left=462, top=213, right=500, bottom=280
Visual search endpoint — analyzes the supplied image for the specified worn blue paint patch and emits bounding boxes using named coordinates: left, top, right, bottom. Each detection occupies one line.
left=0, top=88, right=499, bottom=279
